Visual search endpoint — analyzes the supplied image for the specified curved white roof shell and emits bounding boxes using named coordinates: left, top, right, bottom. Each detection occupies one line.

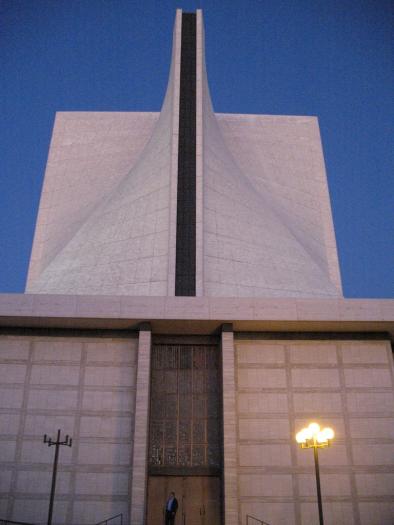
left=26, top=10, right=342, bottom=298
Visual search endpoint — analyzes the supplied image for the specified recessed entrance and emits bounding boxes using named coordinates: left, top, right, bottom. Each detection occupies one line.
left=147, top=342, right=222, bottom=523
left=147, top=476, right=221, bottom=525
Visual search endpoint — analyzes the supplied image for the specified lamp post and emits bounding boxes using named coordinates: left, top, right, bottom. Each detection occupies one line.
left=43, top=429, right=73, bottom=525
left=295, top=422, right=334, bottom=525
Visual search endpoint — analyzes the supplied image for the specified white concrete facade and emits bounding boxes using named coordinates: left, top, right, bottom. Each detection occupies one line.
left=26, top=11, right=182, bottom=297
left=0, top=294, right=393, bottom=525
left=0, top=331, right=138, bottom=523
left=234, top=337, right=394, bottom=525
left=26, top=9, right=342, bottom=298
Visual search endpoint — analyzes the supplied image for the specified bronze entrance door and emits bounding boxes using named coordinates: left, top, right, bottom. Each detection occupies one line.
left=146, top=476, right=221, bottom=525
left=147, top=343, right=222, bottom=524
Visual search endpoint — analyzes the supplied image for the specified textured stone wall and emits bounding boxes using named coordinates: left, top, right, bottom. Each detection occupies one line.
left=235, top=338, right=394, bottom=525
left=1, top=328, right=393, bottom=525
left=0, top=334, right=138, bottom=525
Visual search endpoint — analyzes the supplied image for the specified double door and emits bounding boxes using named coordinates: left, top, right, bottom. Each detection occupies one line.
left=147, top=476, right=221, bottom=525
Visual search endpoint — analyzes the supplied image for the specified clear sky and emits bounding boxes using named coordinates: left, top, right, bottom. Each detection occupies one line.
left=0, top=0, right=392, bottom=297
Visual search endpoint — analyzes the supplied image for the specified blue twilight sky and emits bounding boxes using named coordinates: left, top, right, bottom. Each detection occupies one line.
left=0, top=0, right=393, bottom=297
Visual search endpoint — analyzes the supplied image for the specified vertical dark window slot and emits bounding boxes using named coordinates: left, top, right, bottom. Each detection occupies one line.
left=175, top=13, right=196, bottom=296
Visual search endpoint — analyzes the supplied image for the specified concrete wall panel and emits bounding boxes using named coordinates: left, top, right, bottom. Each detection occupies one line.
left=0, top=334, right=137, bottom=525
left=235, top=338, right=394, bottom=525
left=301, top=502, right=355, bottom=525
left=359, top=503, right=394, bottom=525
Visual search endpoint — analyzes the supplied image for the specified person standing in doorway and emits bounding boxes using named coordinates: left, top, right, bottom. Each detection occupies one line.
left=165, top=491, right=178, bottom=525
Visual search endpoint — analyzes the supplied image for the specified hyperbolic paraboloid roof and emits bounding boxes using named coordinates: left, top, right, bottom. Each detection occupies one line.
left=26, top=10, right=342, bottom=298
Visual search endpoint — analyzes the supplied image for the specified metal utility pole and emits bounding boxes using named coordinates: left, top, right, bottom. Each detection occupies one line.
left=43, top=429, right=72, bottom=525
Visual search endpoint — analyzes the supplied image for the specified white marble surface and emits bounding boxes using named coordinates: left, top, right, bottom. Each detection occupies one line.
left=0, top=293, right=393, bottom=331
left=26, top=10, right=182, bottom=297
left=0, top=334, right=137, bottom=524
left=211, top=113, right=342, bottom=297
left=27, top=7, right=344, bottom=298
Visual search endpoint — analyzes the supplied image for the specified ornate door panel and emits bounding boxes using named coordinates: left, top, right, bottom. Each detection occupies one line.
left=149, top=344, right=221, bottom=475
left=201, top=476, right=221, bottom=525
left=183, top=477, right=204, bottom=525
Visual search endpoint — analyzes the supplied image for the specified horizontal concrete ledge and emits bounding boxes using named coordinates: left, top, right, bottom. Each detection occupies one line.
left=0, top=294, right=393, bottom=337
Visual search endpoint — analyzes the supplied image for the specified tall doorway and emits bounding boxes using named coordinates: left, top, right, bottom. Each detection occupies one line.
left=146, top=343, right=222, bottom=525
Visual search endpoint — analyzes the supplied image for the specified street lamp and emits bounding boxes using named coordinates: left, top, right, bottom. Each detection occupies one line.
left=295, top=422, right=334, bottom=525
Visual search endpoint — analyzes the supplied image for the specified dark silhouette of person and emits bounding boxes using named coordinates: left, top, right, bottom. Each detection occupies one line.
left=165, top=491, right=178, bottom=525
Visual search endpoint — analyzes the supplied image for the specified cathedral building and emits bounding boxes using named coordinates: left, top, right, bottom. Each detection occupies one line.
left=0, top=10, right=393, bottom=525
